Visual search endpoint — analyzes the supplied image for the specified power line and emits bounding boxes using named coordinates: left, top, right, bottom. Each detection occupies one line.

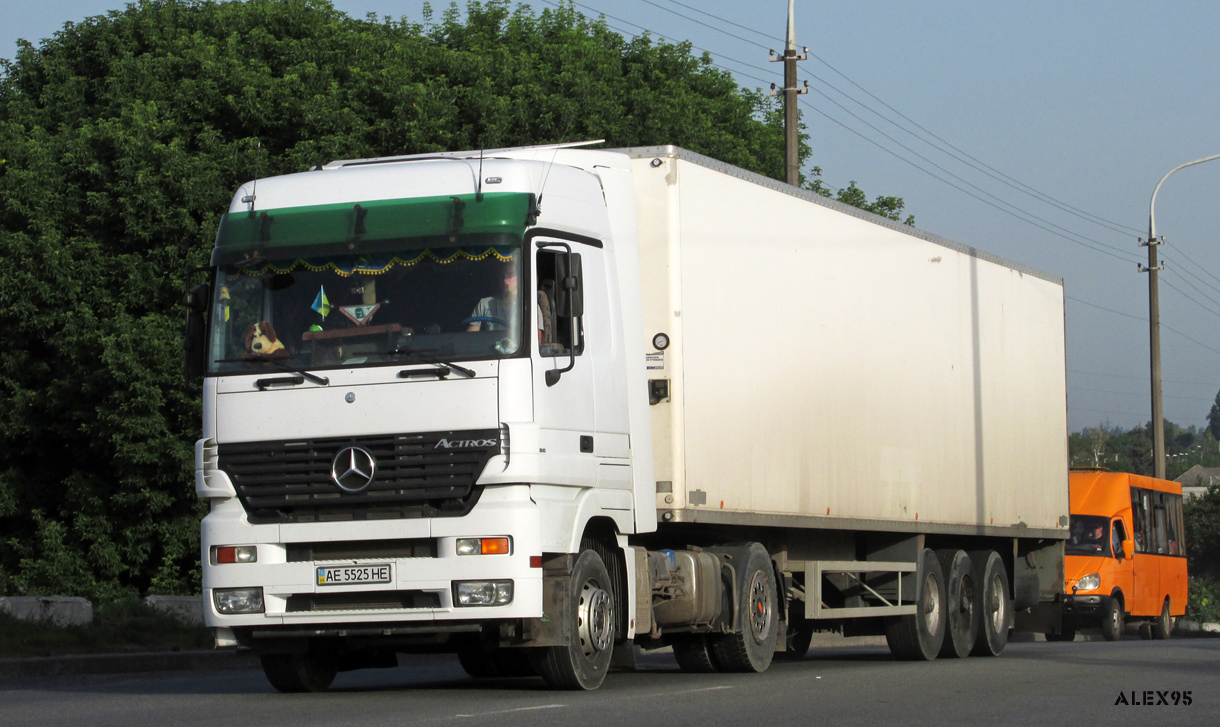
left=649, top=0, right=1147, bottom=238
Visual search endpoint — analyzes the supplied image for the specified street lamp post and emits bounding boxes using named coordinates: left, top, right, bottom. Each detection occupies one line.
left=1142, top=152, right=1220, bottom=479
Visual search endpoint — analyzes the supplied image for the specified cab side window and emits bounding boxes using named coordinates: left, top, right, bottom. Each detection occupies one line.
left=1112, top=519, right=1127, bottom=556
left=535, top=249, right=584, bottom=357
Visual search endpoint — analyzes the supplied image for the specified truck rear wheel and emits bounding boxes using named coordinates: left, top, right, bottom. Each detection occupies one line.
left=530, top=547, right=616, bottom=690
left=672, top=635, right=721, bottom=672
left=936, top=549, right=978, bottom=658
left=259, top=653, right=337, bottom=693
left=885, top=548, right=946, bottom=661
left=968, top=550, right=1010, bottom=656
left=709, top=543, right=779, bottom=672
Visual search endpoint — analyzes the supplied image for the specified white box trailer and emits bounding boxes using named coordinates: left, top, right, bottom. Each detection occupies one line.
left=188, top=144, right=1069, bottom=692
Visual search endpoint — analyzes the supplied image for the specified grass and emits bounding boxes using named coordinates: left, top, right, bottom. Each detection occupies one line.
left=0, top=599, right=212, bottom=659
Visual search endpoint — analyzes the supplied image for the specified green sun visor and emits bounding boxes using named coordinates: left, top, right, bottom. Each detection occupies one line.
left=212, top=191, right=536, bottom=264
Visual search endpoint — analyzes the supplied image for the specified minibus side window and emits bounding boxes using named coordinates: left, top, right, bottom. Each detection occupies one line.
left=1131, top=488, right=1148, bottom=553
left=1152, top=492, right=1169, bottom=555
left=1167, top=494, right=1184, bottom=556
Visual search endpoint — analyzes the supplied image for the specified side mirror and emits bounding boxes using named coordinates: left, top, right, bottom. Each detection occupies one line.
left=184, top=283, right=210, bottom=383
left=553, top=253, right=583, bottom=318
left=1122, top=539, right=1135, bottom=558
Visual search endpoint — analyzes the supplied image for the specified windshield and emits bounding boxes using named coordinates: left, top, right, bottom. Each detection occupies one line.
left=1065, top=514, right=1111, bottom=557
left=207, top=237, right=524, bottom=375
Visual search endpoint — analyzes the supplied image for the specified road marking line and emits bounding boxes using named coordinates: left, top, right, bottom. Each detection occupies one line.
left=455, top=704, right=565, bottom=718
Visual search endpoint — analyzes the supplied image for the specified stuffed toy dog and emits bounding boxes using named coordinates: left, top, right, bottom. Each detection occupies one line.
left=243, top=321, right=288, bottom=358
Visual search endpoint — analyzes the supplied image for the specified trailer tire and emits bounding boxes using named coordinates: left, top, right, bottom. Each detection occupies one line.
left=885, top=548, right=946, bottom=661
left=1151, top=598, right=1172, bottom=640
left=935, top=549, right=978, bottom=659
left=708, top=543, right=779, bottom=672
left=259, top=653, right=337, bottom=693
left=968, top=550, right=1010, bottom=656
left=672, top=635, right=721, bottom=672
left=1101, top=597, right=1124, bottom=642
left=529, top=547, right=615, bottom=690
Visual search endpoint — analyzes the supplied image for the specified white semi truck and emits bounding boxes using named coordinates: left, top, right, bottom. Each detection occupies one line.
left=186, top=144, right=1069, bottom=692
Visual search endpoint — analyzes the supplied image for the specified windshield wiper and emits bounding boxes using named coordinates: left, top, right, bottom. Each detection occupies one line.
left=269, top=360, right=330, bottom=387
left=397, top=362, right=476, bottom=380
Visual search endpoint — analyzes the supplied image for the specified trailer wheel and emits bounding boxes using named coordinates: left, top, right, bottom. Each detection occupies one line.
left=1101, top=597, right=1124, bottom=642
left=259, top=653, right=337, bottom=693
left=709, top=543, right=779, bottom=672
left=530, top=547, right=615, bottom=690
left=672, top=635, right=721, bottom=672
left=1151, top=598, right=1173, bottom=640
left=935, top=549, right=978, bottom=658
left=885, top=548, right=946, bottom=660
left=968, top=550, right=1010, bottom=656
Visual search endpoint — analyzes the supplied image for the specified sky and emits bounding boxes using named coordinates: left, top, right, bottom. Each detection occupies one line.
left=4, top=0, right=1220, bottom=436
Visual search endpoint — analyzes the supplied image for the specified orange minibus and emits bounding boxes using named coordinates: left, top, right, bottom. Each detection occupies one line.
left=1052, top=470, right=1187, bottom=641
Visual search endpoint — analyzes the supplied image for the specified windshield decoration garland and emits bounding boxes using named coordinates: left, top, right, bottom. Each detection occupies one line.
left=232, top=246, right=517, bottom=278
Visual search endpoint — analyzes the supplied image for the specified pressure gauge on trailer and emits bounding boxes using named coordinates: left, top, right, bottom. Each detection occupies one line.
left=652, top=333, right=670, bottom=351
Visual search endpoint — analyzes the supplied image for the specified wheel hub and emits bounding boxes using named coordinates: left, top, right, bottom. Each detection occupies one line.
left=748, top=570, right=773, bottom=643
left=577, top=579, right=614, bottom=659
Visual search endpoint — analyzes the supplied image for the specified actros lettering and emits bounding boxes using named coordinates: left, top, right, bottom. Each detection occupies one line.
left=435, top=438, right=497, bottom=449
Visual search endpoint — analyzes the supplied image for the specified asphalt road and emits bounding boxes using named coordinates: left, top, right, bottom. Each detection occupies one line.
left=2, top=637, right=1217, bottom=727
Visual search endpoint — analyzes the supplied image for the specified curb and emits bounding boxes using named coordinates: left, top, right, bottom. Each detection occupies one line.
left=0, top=648, right=259, bottom=679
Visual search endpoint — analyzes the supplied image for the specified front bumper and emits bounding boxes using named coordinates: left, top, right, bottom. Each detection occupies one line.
left=201, top=485, right=543, bottom=630
left=1062, top=593, right=1114, bottom=627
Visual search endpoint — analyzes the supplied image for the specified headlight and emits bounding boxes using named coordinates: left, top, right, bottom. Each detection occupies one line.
left=213, top=545, right=257, bottom=564
left=1075, top=573, right=1101, bottom=592
left=454, top=580, right=513, bottom=606
left=214, top=587, right=265, bottom=614
left=456, top=537, right=511, bottom=555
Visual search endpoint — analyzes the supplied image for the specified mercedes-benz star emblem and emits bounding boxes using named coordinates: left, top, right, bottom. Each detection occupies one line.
left=331, top=447, right=376, bottom=492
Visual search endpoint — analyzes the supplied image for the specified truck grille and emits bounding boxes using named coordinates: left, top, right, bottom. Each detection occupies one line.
left=218, top=429, right=500, bottom=524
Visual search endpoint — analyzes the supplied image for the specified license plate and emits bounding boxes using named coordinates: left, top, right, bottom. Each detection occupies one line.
left=316, top=564, right=392, bottom=586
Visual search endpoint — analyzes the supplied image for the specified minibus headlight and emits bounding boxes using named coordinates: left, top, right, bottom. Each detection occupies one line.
left=1075, top=573, right=1100, bottom=592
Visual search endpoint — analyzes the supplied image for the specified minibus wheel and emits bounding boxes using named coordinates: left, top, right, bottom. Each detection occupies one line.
left=1151, top=598, right=1172, bottom=640
left=1101, top=596, right=1124, bottom=641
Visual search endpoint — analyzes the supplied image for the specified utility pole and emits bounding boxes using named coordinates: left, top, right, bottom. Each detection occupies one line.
left=770, top=0, right=807, bottom=186
left=1141, top=152, right=1220, bottom=480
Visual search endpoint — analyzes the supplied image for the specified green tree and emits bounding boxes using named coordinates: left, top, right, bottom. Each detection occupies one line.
left=1184, top=485, right=1220, bottom=581
left=1208, top=389, right=1220, bottom=440
left=0, top=0, right=911, bottom=599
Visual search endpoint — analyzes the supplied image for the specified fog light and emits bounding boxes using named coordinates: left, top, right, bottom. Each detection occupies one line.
left=214, top=545, right=257, bottom=564
left=455, top=580, right=513, bottom=606
left=214, top=587, right=264, bottom=614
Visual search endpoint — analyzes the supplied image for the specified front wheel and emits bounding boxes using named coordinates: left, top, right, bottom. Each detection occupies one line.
left=260, top=653, right=337, bottom=693
left=530, top=548, right=616, bottom=690
left=1101, top=597, right=1124, bottom=641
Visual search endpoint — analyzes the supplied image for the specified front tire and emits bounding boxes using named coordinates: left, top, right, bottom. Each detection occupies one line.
left=530, top=548, right=616, bottom=690
left=1101, top=597, right=1124, bottom=642
left=885, top=548, right=946, bottom=661
left=260, top=653, right=337, bottom=693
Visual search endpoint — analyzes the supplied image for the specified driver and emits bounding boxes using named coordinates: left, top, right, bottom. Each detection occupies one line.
left=467, top=258, right=518, bottom=332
